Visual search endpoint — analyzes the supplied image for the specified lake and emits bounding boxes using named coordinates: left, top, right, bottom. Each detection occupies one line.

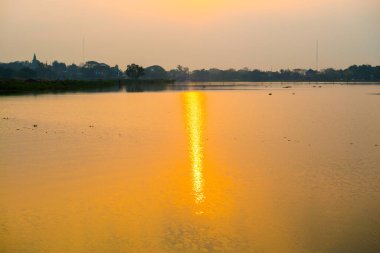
left=0, top=83, right=379, bottom=253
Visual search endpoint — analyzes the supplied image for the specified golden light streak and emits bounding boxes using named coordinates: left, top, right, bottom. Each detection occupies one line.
left=183, top=92, right=206, bottom=208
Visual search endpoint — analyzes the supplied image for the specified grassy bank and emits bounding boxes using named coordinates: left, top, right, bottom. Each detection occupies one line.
left=0, top=79, right=174, bottom=94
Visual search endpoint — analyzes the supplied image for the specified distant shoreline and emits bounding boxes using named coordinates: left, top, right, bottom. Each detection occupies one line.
left=1, top=57, right=379, bottom=83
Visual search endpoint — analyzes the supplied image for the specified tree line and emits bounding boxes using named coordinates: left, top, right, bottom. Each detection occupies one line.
left=1, top=58, right=379, bottom=82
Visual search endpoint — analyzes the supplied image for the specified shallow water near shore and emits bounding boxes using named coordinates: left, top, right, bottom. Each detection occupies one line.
left=1, top=84, right=379, bottom=253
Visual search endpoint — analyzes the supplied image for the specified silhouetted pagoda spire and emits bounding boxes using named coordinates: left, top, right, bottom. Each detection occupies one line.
left=31, top=53, right=40, bottom=69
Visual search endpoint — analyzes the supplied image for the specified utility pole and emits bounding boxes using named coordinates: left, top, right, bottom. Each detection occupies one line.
left=316, top=40, right=319, bottom=71
left=82, top=36, right=85, bottom=65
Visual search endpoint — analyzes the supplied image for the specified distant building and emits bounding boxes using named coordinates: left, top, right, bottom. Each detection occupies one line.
left=31, top=53, right=41, bottom=69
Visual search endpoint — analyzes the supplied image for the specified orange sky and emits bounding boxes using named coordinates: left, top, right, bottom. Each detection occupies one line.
left=0, top=0, right=379, bottom=70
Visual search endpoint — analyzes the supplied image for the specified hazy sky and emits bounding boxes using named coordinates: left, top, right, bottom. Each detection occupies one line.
left=0, top=0, right=379, bottom=70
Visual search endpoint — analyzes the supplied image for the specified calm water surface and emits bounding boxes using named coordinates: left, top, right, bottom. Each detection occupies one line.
left=0, top=84, right=379, bottom=253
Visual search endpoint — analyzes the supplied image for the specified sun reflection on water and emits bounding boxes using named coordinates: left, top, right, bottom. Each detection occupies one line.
left=183, top=92, right=206, bottom=208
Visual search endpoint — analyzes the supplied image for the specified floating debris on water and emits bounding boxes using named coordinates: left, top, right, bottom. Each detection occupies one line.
left=268, top=93, right=272, bottom=96
left=33, top=124, right=38, bottom=128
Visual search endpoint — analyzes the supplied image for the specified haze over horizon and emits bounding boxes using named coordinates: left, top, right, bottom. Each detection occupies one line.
left=1, top=0, right=379, bottom=70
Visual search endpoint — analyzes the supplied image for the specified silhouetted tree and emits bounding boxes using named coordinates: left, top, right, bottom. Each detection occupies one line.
left=169, top=65, right=190, bottom=81
left=0, top=67, right=14, bottom=79
left=191, top=69, right=209, bottom=81
left=16, top=67, right=36, bottom=79
left=144, top=65, right=167, bottom=79
left=112, top=65, right=123, bottom=78
left=52, top=61, right=67, bottom=79
left=125, top=64, right=144, bottom=79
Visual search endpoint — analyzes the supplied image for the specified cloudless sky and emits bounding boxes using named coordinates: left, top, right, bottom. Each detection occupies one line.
left=0, top=0, right=379, bottom=70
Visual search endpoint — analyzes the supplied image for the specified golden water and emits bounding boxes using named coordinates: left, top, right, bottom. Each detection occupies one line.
left=0, top=84, right=379, bottom=253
